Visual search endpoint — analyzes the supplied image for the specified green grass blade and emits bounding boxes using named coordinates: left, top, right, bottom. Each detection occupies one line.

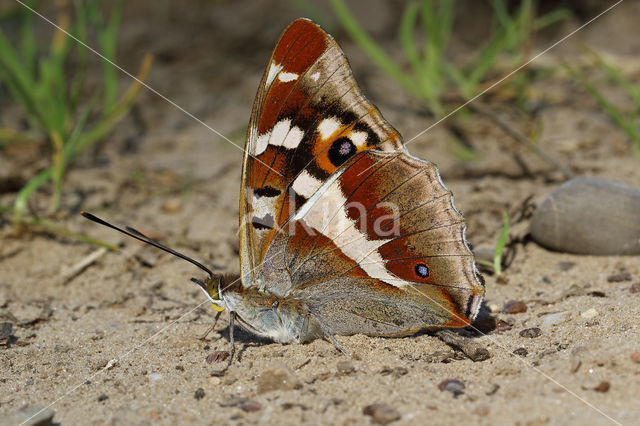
left=329, top=0, right=417, bottom=95
left=13, top=167, right=52, bottom=220
left=494, top=213, right=510, bottom=276
left=100, top=0, right=123, bottom=113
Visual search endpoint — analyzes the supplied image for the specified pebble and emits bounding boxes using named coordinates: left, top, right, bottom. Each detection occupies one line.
left=362, top=402, right=401, bottom=424
left=495, top=319, right=513, bottom=333
left=631, top=283, right=640, bottom=293
left=530, top=177, right=640, bottom=255
left=607, top=272, right=632, bottom=283
left=3, top=406, right=55, bottom=426
left=134, top=250, right=158, bottom=268
left=513, top=347, right=528, bottom=357
left=218, top=395, right=248, bottom=407
left=542, top=312, right=569, bottom=327
left=97, top=394, right=109, bottom=402
left=380, top=366, right=408, bottom=378
left=256, top=366, right=302, bottom=394
left=488, top=303, right=500, bottom=314
left=474, top=405, right=490, bottom=416
left=580, top=308, right=599, bottom=319
left=557, top=261, right=575, bottom=271
left=519, top=328, right=542, bottom=338
left=438, top=379, right=465, bottom=397
left=148, top=373, right=163, bottom=382
left=194, top=388, right=206, bottom=400
left=593, top=381, right=610, bottom=393
left=630, top=352, right=640, bottom=363
left=240, top=400, right=262, bottom=412
left=336, top=360, right=355, bottom=375
left=162, top=198, right=181, bottom=213
left=502, top=300, right=527, bottom=314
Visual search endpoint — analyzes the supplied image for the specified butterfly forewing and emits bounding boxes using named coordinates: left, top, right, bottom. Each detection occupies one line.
left=240, top=19, right=404, bottom=285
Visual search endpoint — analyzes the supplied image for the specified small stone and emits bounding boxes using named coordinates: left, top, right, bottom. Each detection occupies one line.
left=542, top=312, right=569, bottom=327
left=162, top=198, right=181, bottom=213
left=206, top=351, right=230, bottom=363
left=379, top=366, right=408, bottom=378
left=502, top=300, right=527, bottom=314
left=588, top=291, right=606, bottom=297
left=240, top=400, right=262, bottom=412
left=54, top=344, right=71, bottom=353
left=208, top=376, right=221, bottom=386
left=134, top=250, right=158, bottom=268
left=607, top=272, right=632, bottom=282
left=474, top=405, right=490, bottom=416
left=218, top=395, right=248, bottom=407
left=336, top=360, right=355, bottom=375
left=630, top=283, right=640, bottom=293
left=488, top=303, right=500, bottom=313
left=281, top=402, right=309, bottom=410
left=175, top=365, right=184, bottom=371
left=97, top=394, right=108, bottom=402
left=194, top=388, right=206, bottom=400
left=519, top=327, right=542, bottom=338
left=148, top=373, right=163, bottom=382
left=363, top=402, right=401, bottom=424
left=438, top=379, right=465, bottom=397
left=593, top=381, right=610, bottom=392
left=557, top=261, right=575, bottom=271
left=4, top=406, right=55, bottom=426
left=256, top=366, right=302, bottom=394
left=495, top=319, right=513, bottom=333
left=630, top=352, right=640, bottom=363
left=513, top=347, right=528, bottom=357
left=580, top=308, right=599, bottom=319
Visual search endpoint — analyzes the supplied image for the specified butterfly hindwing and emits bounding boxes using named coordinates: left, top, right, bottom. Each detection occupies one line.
left=240, top=19, right=404, bottom=286
left=274, top=150, right=485, bottom=332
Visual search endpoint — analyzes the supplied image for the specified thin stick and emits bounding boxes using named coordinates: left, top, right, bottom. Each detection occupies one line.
left=56, top=247, right=108, bottom=285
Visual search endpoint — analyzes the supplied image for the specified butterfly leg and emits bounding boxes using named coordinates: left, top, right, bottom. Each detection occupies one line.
left=310, top=312, right=351, bottom=359
left=227, top=311, right=236, bottom=367
left=198, top=310, right=223, bottom=340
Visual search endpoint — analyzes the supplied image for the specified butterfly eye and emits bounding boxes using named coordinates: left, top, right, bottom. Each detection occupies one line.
left=328, top=137, right=356, bottom=167
left=415, top=263, right=429, bottom=278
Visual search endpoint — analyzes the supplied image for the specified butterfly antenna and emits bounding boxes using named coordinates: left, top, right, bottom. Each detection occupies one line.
left=80, top=211, right=213, bottom=278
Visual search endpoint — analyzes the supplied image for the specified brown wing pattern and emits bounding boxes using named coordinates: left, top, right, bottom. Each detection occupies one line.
left=279, top=150, right=485, bottom=333
left=240, top=19, right=404, bottom=285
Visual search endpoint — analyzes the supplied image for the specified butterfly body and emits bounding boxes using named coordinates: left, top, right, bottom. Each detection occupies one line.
left=219, top=18, right=484, bottom=345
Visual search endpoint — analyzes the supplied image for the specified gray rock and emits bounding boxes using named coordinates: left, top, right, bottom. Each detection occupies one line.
left=530, top=177, right=640, bottom=255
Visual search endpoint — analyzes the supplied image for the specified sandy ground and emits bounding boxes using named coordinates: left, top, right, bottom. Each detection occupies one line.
left=1, top=1, right=640, bottom=425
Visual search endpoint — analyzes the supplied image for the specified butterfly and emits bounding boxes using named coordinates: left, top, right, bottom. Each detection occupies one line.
left=83, top=18, right=484, bottom=361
